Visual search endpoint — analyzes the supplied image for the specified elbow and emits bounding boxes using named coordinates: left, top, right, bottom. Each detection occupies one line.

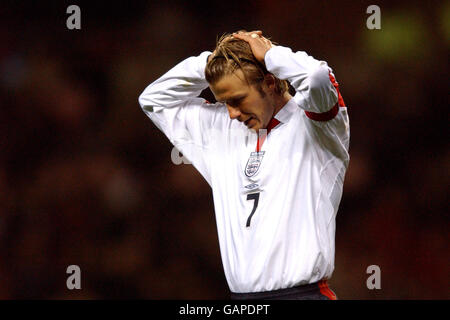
left=138, top=91, right=146, bottom=109
left=138, top=89, right=155, bottom=112
left=307, top=65, right=338, bottom=110
left=308, top=65, right=332, bottom=93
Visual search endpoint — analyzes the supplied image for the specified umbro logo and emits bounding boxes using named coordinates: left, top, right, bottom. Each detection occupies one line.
left=244, top=183, right=259, bottom=190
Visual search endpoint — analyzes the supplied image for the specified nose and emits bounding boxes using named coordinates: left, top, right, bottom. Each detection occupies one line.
left=227, top=105, right=241, bottom=120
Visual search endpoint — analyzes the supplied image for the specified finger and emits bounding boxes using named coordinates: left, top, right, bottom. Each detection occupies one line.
left=234, top=30, right=261, bottom=35
left=243, top=30, right=262, bottom=36
left=232, top=32, right=259, bottom=41
left=246, top=32, right=263, bottom=39
left=233, top=30, right=262, bottom=38
left=232, top=33, right=249, bottom=40
left=247, top=30, right=263, bottom=36
left=233, top=34, right=269, bottom=47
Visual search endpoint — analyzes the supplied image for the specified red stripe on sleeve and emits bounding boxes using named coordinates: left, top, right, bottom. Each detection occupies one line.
left=305, top=103, right=339, bottom=121
left=304, top=71, right=345, bottom=122
left=328, top=72, right=346, bottom=107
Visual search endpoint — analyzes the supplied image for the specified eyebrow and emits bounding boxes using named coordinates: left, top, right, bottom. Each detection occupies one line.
left=219, top=94, right=246, bottom=103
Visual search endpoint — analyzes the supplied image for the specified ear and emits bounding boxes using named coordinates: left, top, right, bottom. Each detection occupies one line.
left=263, top=73, right=276, bottom=91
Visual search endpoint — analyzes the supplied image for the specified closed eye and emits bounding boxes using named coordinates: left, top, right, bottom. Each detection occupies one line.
left=227, top=96, right=245, bottom=106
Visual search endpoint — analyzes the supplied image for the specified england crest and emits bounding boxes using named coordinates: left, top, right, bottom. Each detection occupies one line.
left=245, top=151, right=265, bottom=177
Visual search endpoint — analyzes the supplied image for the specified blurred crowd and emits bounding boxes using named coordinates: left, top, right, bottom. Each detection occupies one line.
left=0, top=1, right=448, bottom=299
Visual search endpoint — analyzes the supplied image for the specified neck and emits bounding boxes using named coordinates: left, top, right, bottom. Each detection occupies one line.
left=272, top=91, right=293, bottom=117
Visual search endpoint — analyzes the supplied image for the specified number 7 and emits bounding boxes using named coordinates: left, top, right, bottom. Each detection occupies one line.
left=246, top=193, right=260, bottom=227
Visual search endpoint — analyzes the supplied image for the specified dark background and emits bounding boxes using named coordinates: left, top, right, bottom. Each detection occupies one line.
left=0, top=0, right=448, bottom=299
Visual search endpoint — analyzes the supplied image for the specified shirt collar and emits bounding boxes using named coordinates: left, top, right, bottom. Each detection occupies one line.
left=273, top=97, right=297, bottom=124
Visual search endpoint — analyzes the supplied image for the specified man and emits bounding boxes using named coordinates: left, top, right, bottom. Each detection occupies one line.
left=139, top=30, right=349, bottom=300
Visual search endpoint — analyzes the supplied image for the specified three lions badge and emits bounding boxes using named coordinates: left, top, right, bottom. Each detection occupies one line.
left=245, top=151, right=265, bottom=177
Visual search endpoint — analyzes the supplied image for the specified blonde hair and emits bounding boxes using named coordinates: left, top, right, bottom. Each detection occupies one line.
left=205, top=31, right=289, bottom=96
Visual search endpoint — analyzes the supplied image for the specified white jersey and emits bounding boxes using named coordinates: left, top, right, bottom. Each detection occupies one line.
left=139, top=45, right=350, bottom=293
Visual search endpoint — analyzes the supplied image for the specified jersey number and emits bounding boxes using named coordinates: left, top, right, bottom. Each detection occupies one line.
left=246, top=193, right=260, bottom=227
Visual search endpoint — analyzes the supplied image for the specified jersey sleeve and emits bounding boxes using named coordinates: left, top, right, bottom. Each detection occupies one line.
left=265, top=45, right=350, bottom=166
left=264, top=45, right=344, bottom=120
left=138, top=51, right=218, bottom=185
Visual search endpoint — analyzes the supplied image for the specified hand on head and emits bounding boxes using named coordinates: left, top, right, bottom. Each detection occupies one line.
left=231, top=30, right=274, bottom=65
left=208, top=30, right=274, bottom=64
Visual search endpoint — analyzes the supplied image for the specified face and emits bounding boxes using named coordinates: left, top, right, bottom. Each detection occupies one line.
left=209, top=69, right=275, bottom=132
